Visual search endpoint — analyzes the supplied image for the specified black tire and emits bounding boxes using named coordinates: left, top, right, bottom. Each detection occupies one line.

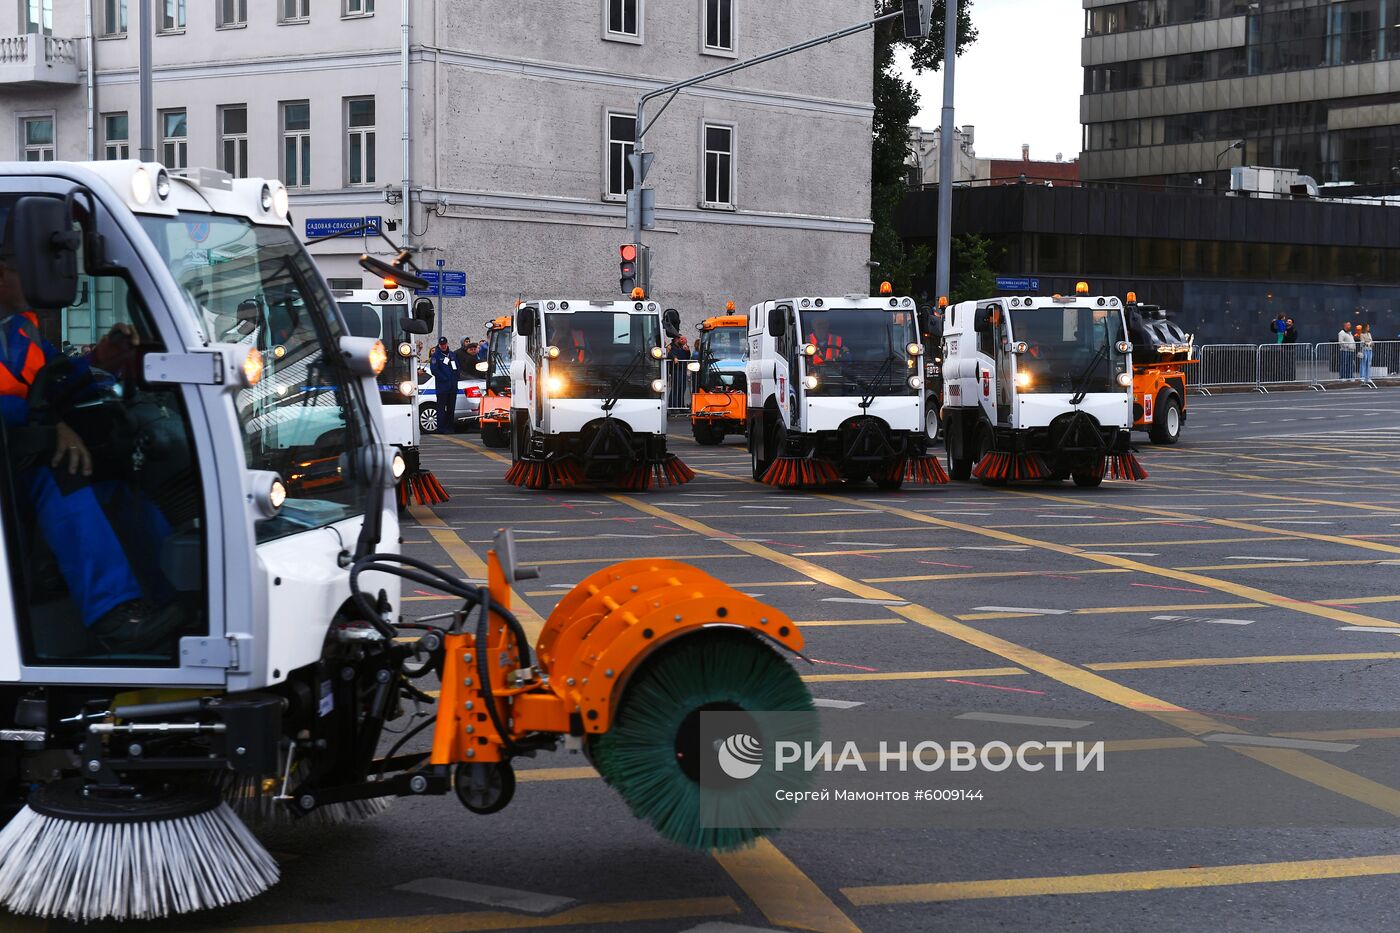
left=949, top=455, right=973, bottom=481
left=419, top=403, right=439, bottom=434
left=693, top=423, right=724, bottom=446
left=750, top=440, right=770, bottom=482
left=875, top=476, right=904, bottom=491
left=1149, top=394, right=1182, bottom=445
left=1072, top=470, right=1104, bottom=488
left=1048, top=469, right=1071, bottom=483
left=480, top=424, right=508, bottom=448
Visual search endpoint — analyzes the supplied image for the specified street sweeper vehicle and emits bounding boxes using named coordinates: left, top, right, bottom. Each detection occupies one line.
left=1123, top=292, right=1194, bottom=445
left=940, top=283, right=1147, bottom=487
left=688, top=303, right=748, bottom=445
left=336, top=286, right=448, bottom=504
left=745, top=284, right=948, bottom=489
left=477, top=313, right=513, bottom=448
left=505, top=295, right=695, bottom=489
left=0, top=161, right=815, bottom=923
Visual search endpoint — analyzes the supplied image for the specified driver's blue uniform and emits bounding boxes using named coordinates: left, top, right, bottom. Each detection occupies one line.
left=0, top=311, right=149, bottom=627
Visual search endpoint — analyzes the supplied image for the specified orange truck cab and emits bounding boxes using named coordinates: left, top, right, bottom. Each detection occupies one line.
left=688, top=308, right=748, bottom=445
left=1125, top=295, right=1194, bottom=445
left=478, top=315, right=514, bottom=448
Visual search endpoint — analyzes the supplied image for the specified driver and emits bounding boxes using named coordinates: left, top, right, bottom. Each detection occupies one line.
left=0, top=217, right=182, bottom=652
left=805, top=317, right=844, bottom=365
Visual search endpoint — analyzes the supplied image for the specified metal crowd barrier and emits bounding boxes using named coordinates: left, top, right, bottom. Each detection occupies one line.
left=666, top=358, right=698, bottom=411
left=1196, top=344, right=1259, bottom=390
left=1194, top=341, right=1395, bottom=394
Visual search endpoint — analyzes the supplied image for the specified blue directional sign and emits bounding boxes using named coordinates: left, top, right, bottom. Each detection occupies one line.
left=994, top=276, right=1040, bottom=292
left=414, top=270, right=468, bottom=298
left=305, top=216, right=381, bottom=239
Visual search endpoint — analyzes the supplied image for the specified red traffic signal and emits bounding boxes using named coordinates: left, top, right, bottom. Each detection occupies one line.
left=620, top=244, right=638, bottom=262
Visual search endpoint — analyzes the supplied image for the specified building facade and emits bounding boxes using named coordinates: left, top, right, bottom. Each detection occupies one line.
left=0, top=0, right=874, bottom=335
left=1081, top=0, right=1400, bottom=191
left=907, top=128, right=1079, bottom=188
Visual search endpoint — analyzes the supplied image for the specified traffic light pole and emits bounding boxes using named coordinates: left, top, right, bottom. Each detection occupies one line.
left=627, top=7, right=909, bottom=296
left=934, top=3, right=958, bottom=302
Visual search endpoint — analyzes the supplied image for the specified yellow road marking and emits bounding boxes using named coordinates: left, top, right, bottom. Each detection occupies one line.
left=803, top=666, right=1026, bottom=684
left=867, top=569, right=1132, bottom=584
left=1179, top=559, right=1384, bottom=572
left=516, top=766, right=598, bottom=783
left=840, top=498, right=1400, bottom=631
left=533, top=553, right=743, bottom=567
left=841, top=854, right=1400, bottom=907
left=1275, top=728, right=1400, bottom=741
left=406, top=505, right=549, bottom=642
left=1232, top=747, right=1400, bottom=817
left=217, top=896, right=742, bottom=933
left=795, top=618, right=906, bottom=627
left=1087, top=651, right=1400, bottom=672
left=713, top=838, right=860, bottom=933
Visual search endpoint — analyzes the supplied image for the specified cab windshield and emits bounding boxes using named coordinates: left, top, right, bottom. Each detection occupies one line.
left=486, top=327, right=512, bottom=393
left=702, top=326, right=746, bottom=361
left=139, top=212, right=368, bottom=542
left=797, top=308, right=917, bottom=398
left=1011, top=305, right=1127, bottom=395
left=544, top=311, right=661, bottom=399
left=339, top=300, right=413, bottom=399
left=697, top=326, right=747, bottom=390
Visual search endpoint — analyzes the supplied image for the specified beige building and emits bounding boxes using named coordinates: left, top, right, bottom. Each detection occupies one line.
left=1, top=0, right=876, bottom=334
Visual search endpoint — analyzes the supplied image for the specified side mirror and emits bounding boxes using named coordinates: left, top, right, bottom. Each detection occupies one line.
left=399, top=316, right=431, bottom=335
left=11, top=196, right=80, bottom=310
left=475, top=360, right=489, bottom=373
left=359, top=253, right=431, bottom=292
left=767, top=307, right=786, bottom=338
left=974, top=305, right=998, bottom=335
left=516, top=306, right=536, bottom=338
left=663, top=308, right=681, bottom=339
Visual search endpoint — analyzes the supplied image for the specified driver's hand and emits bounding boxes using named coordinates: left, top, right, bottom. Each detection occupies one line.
left=107, top=322, right=140, bottom=346
left=52, top=422, right=93, bottom=477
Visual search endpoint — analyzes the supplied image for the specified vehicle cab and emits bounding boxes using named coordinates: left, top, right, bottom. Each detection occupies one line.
left=478, top=314, right=513, bottom=448
left=688, top=304, right=748, bottom=445
left=335, top=285, right=417, bottom=451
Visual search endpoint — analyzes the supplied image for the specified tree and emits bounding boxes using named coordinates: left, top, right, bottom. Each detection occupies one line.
left=948, top=234, right=999, bottom=306
left=869, top=1, right=977, bottom=296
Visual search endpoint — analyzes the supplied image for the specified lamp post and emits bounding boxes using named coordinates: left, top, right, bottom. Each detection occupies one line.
left=1215, top=139, right=1244, bottom=183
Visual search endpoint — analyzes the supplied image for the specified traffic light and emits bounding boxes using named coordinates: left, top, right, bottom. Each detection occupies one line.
left=620, top=243, right=639, bottom=294
left=902, top=0, right=932, bottom=39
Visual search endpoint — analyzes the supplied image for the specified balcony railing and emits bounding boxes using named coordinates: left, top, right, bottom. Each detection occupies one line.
left=0, top=33, right=81, bottom=87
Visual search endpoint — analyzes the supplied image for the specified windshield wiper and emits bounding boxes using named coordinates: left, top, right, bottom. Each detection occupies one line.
left=1069, top=339, right=1109, bottom=406
left=602, top=346, right=648, bottom=413
left=859, top=354, right=901, bottom=410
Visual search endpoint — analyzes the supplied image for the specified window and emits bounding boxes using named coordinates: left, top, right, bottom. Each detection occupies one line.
left=103, top=112, right=129, bottom=160
left=282, top=100, right=311, bottom=188
left=606, top=0, right=640, bottom=39
left=344, top=0, right=373, bottom=14
left=345, top=97, right=375, bottom=186
left=217, top=0, right=246, bottom=27
left=160, top=0, right=185, bottom=30
left=702, top=123, right=734, bottom=207
left=220, top=106, right=248, bottom=178
left=605, top=112, right=635, bottom=199
left=101, top=0, right=127, bottom=34
left=160, top=109, right=187, bottom=169
left=20, top=116, right=54, bottom=161
left=23, top=0, right=52, bottom=34
left=280, top=0, right=309, bottom=21
left=704, top=0, right=732, bottom=51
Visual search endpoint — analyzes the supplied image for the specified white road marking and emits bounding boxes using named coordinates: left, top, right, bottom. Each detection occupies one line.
left=740, top=505, right=791, bottom=510
left=956, top=712, right=1093, bottom=730
left=1152, top=615, right=1255, bottom=626
left=1227, top=555, right=1308, bottom=562
left=393, top=878, right=576, bottom=914
left=510, top=529, right=559, bottom=535
left=1338, top=626, right=1400, bottom=634
left=1201, top=734, right=1358, bottom=753
left=829, top=541, right=897, bottom=547
left=1259, top=520, right=1334, bottom=525
left=973, top=606, right=1070, bottom=616
left=959, top=545, right=1031, bottom=551
left=812, top=698, right=865, bottom=709
left=822, top=597, right=911, bottom=606
left=1084, top=551, right=1160, bottom=557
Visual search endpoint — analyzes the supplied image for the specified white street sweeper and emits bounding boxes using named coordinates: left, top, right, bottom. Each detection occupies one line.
left=335, top=285, right=448, bottom=504
left=940, top=283, right=1147, bottom=487
left=0, top=161, right=813, bottom=923
left=745, top=284, right=947, bottom=489
left=504, top=294, right=695, bottom=489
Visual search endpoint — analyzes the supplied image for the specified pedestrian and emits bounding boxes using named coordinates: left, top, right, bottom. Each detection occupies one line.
left=475, top=339, right=490, bottom=364
left=1280, top=318, right=1298, bottom=379
left=1359, top=323, right=1374, bottom=381
left=1271, top=313, right=1287, bottom=344
left=455, top=337, right=474, bottom=372
left=430, top=336, right=460, bottom=432
left=1337, top=323, right=1356, bottom=380
left=666, top=336, right=691, bottom=408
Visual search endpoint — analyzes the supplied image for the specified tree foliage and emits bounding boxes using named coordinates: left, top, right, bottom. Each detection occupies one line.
left=948, top=234, right=999, bottom=306
left=869, top=1, right=978, bottom=296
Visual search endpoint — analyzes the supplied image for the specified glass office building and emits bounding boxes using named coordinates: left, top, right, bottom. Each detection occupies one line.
left=1082, top=0, right=1400, bottom=190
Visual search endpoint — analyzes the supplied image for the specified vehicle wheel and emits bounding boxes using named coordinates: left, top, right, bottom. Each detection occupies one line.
left=480, top=424, right=508, bottom=448
left=419, top=404, right=439, bottom=434
left=875, top=476, right=903, bottom=491
left=750, top=440, right=770, bottom=482
left=693, top=423, right=724, bottom=446
left=1149, top=395, right=1182, bottom=445
left=924, top=401, right=941, bottom=441
left=1048, top=469, right=1071, bottom=483
left=949, top=455, right=973, bottom=481
left=1072, top=469, right=1104, bottom=488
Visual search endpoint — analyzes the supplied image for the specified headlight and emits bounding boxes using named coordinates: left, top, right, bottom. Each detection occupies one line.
left=247, top=470, right=285, bottom=519
left=260, top=184, right=274, bottom=213
left=368, top=340, right=388, bottom=375
left=1117, top=371, right=1133, bottom=387
left=650, top=346, right=665, bottom=360
left=398, top=341, right=414, bottom=357
left=1016, top=371, right=1032, bottom=389
left=908, top=376, right=923, bottom=389
left=1116, top=340, right=1132, bottom=354
left=155, top=169, right=171, bottom=200
left=650, top=378, right=665, bottom=393
left=272, top=344, right=286, bottom=359
left=272, top=184, right=290, bottom=218
left=803, top=375, right=819, bottom=390
left=907, top=343, right=924, bottom=356
left=687, top=361, right=700, bottom=373
left=130, top=167, right=153, bottom=204
left=546, top=375, right=565, bottom=394
left=398, top=380, right=415, bottom=396
left=241, top=347, right=264, bottom=386
left=268, top=478, right=287, bottom=509
left=391, top=453, right=407, bottom=480
left=802, top=344, right=818, bottom=357
left=546, top=345, right=561, bottom=359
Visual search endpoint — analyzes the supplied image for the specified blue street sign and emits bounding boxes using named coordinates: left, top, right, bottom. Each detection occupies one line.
left=994, top=276, right=1040, bottom=292
left=436, top=258, right=445, bottom=268
left=414, top=269, right=468, bottom=298
left=305, top=216, right=381, bottom=239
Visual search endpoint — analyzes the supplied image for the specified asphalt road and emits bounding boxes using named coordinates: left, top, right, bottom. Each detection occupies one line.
left=78, top=386, right=1400, bottom=933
